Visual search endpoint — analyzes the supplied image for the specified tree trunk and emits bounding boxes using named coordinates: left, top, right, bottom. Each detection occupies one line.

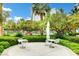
left=0, top=3, right=3, bottom=36
left=40, top=29, right=43, bottom=35
left=0, top=24, right=3, bottom=36
left=40, top=14, right=43, bottom=20
left=31, top=8, right=33, bottom=20
left=40, top=14, right=44, bottom=35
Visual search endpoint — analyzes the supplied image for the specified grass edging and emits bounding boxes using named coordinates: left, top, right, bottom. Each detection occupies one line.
left=60, top=39, right=79, bottom=55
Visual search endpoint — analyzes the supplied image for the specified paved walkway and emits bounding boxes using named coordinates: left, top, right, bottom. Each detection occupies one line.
left=1, top=42, right=77, bottom=56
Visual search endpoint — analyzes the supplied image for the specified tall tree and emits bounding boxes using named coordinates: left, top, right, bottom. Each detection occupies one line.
left=44, top=8, right=79, bottom=37
left=68, top=3, right=79, bottom=34
left=0, top=3, right=3, bottom=36
left=32, top=3, right=51, bottom=35
left=16, top=18, right=26, bottom=31
left=32, top=3, right=51, bottom=20
left=67, top=13, right=79, bottom=35
left=3, top=11, right=10, bottom=22
left=71, top=3, right=79, bottom=14
left=4, top=20, right=16, bottom=30
left=50, top=13, right=67, bottom=38
left=59, top=8, right=64, bottom=14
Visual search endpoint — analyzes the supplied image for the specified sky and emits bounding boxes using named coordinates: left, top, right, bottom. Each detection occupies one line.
left=3, top=3, right=32, bottom=21
left=3, top=3, right=75, bottom=21
left=49, top=3, right=74, bottom=14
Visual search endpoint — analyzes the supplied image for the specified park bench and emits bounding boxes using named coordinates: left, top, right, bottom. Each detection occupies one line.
left=18, top=38, right=28, bottom=48
left=45, top=39, right=60, bottom=47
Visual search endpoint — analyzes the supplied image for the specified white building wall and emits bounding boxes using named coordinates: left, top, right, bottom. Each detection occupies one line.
left=33, top=14, right=41, bottom=21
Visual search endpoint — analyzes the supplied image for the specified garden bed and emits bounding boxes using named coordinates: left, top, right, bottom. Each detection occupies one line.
left=60, top=39, right=79, bottom=54
left=63, top=36, right=79, bottom=43
left=0, top=36, right=18, bottom=54
left=23, top=35, right=46, bottom=42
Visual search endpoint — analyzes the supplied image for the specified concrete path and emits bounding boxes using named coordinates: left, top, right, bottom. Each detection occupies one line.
left=1, top=42, right=77, bottom=56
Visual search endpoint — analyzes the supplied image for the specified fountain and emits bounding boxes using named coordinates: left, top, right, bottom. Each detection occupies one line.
left=45, top=21, right=53, bottom=47
left=45, top=21, right=60, bottom=46
left=46, top=21, right=50, bottom=40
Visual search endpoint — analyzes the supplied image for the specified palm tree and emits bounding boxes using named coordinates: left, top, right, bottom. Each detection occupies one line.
left=0, top=3, right=10, bottom=36
left=32, top=3, right=51, bottom=20
left=0, top=3, right=3, bottom=36
left=59, top=8, right=64, bottom=14
left=69, top=3, right=79, bottom=35
left=3, top=11, right=10, bottom=22
left=71, top=3, right=79, bottom=14
left=32, top=3, right=51, bottom=35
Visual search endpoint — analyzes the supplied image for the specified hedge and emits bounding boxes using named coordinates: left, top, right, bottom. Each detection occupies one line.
left=0, top=41, right=10, bottom=49
left=9, top=32, right=23, bottom=37
left=0, top=45, right=4, bottom=53
left=23, top=35, right=46, bottom=42
left=0, top=36, right=18, bottom=46
left=60, top=39, right=79, bottom=54
left=63, top=36, right=79, bottom=43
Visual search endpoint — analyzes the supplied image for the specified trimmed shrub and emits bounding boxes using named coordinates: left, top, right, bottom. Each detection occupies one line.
left=69, top=33, right=79, bottom=36
left=0, top=45, right=4, bottom=53
left=14, top=32, right=23, bottom=37
left=0, top=41, right=10, bottom=49
left=60, top=39, right=79, bottom=54
left=23, top=35, right=46, bottom=42
left=63, top=36, right=79, bottom=43
left=0, top=36, right=18, bottom=46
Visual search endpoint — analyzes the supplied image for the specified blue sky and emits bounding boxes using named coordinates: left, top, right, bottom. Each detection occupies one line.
left=49, top=3, right=74, bottom=14
left=3, top=3, right=75, bottom=19
left=3, top=3, right=32, bottom=19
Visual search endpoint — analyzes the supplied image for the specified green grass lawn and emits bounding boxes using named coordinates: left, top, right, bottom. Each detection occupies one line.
left=60, top=39, right=79, bottom=55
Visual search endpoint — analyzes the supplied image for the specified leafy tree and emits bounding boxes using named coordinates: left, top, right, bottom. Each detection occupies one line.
left=67, top=13, right=79, bottom=35
left=68, top=3, right=79, bottom=35
left=4, top=20, right=16, bottom=30
left=16, top=18, right=26, bottom=31
left=44, top=8, right=78, bottom=37
left=0, top=3, right=10, bottom=36
left=50, top=13, right=67, bottom=38
left=36, top=20, right=46, bottom=35
left=25, top=20, right=37, bottom=31
left=2, top=11, right=10, bottom=22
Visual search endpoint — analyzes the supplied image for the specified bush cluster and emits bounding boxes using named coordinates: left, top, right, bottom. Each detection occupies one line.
left=0, top=36, right=18, bottom=46
left=0, top=46, right=4, bottom=54
left=0, top=36, right=18, bottom=53
left=14, top=32, right=23, bottom=37
left=60, top=39, right=79, bottom=54
left=63, top=36, right=79, bottom=43
left=23, top=35, right=46, bottom=42
left=0, top=41, right=10, bottom=49
left=4, top=32, right=23, bottom=37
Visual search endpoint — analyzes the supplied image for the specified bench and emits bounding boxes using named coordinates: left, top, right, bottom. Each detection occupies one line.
left=18, top=38, right=28, bottom=48
left=45, top=39, right=60, bottom=47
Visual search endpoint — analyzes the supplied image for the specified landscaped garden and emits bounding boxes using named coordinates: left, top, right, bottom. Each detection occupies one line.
left=0, top=3, right=79, bottom=55
left=0, top=35, right=79, bottom=55
left=60, top=36, right=79, bottom=54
